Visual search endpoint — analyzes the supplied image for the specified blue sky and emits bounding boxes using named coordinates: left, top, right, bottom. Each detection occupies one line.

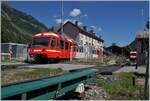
left=7, top=1, right=149, bottom=47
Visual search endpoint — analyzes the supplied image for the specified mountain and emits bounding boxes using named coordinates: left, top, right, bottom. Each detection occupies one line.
left=105, top=40, right=136, bottom=57
left=125, top=39, right=136, bottom=51
left=1, top=2, right=48, bottom=44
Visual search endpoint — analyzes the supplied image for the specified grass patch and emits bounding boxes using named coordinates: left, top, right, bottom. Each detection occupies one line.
left=61, top=55, right=127, bottom=66
left=97, top=73, right=144, bottom=100
left=61, top=58, right=110, bottom=66
left=2, top=68, right=64, bottom=85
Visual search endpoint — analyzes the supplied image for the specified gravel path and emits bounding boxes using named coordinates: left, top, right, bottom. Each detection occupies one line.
left=18, top=63, right=95, bottom=71
left=114, top=66, right=146, bottom=74
left=84, top=84, right=109, bottom=100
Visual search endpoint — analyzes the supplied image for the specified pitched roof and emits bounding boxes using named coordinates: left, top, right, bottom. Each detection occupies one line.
left=57, top=21, right=104, bottom=42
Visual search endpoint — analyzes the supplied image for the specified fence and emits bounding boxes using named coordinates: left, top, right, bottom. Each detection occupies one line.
left=1, top=43, right=28, bottom=61
left=2, top=69, right=97, bottom=100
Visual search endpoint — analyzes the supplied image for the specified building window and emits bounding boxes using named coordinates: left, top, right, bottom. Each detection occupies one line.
left=86, top=42, right=88, bottom=45
left=80, top=40, right=83, bottom=44
left=92, top=50, right=96, bottom=54
left=78, top=46, right=83, bottom=53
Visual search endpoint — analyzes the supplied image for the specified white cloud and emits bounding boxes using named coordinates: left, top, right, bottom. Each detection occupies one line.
left=84, top=14, right=87, bottom=17
left=55, top=18, right=71, bottom=24
left=55, top=18, right=62, bottom=24
left=70, top=8, right=81, bottom=17
left=91, top=26, right=97, bottom=30
left=98, top=27, right=102, bottom=31
left=53, top=15, right=59, bottom=18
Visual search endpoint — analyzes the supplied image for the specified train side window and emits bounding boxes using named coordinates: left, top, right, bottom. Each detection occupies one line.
left=70, top=43, right=72, bottom=51
left=60, top=40, right=64, bottom=49
left=65, top=42, right=69, bottom=50
left=51, top=37, right=56, bottom=48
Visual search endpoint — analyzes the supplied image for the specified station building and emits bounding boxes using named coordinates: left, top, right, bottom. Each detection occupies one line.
left=56, top=21, right=104, bottom=59
left=136, top=31, right=149, bottom=65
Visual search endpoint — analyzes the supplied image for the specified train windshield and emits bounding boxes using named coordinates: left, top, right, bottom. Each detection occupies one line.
left=32, top=38, right=50, bottom=47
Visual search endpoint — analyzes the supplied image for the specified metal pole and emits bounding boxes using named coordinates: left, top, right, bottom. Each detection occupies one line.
left=144, top=51, right=149, bottom=99
left=61, top=0, right=63, bottom=34
left=136, top=38, right=138, bottom=69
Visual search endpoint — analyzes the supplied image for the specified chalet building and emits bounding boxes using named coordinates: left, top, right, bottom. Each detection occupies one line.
left=57, top=21, right=104, bottom=59
left=105, top=43, right=122, bottom=55
left=136, top=31, right=149, bottom=65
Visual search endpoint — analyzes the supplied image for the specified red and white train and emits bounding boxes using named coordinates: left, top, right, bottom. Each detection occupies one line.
left=27, top=32, right=78, bottom=63
left=129, top=51, right=137, bottom=61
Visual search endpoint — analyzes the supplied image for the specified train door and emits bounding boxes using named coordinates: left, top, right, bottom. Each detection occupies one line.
left=59, top=38, right=65, bottom=59
left=69, top=42, right=73, bottom=59
left=49, top=36, right=58, bottom=58
left=65, top=40, right=69, bottom=59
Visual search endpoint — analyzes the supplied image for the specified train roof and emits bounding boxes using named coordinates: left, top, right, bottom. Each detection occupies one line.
left=33, top=32, right=59, bottom=37
left=32, top=32, right=77, bottom=44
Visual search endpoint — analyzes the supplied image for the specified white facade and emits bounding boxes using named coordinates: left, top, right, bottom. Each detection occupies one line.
left=58, top=21, right=104, bottom=59
left=78, top=33, right=103, bottom=50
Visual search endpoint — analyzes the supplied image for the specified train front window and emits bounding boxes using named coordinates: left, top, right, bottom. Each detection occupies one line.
left=32, top=38, right=50, bottom=47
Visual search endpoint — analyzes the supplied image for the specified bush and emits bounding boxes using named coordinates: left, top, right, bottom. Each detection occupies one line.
left=97, top=73, right=144, bottom=100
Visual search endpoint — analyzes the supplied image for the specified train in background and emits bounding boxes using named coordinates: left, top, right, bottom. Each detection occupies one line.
left=129, top=51, right=137, bottom=63
left=27, top=32, right=102, bottom=63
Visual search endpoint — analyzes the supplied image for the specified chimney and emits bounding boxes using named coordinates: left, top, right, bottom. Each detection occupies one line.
left=75, top=21, right=78, bottom=26
left=93, top=32, right=96, bottom=35
left=83, top=26, right=87, bottom=31
left=90, top=29, right=94, bottom=33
